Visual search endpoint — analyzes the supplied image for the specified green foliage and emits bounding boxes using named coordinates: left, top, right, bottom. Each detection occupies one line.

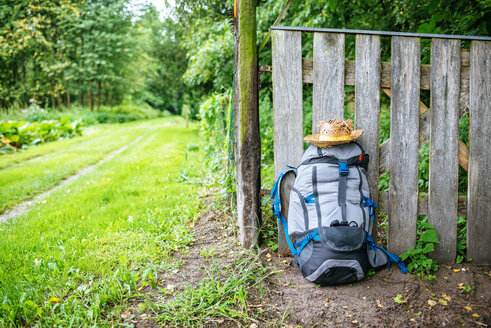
left=401, top=218, right=439, bottom=279
left=0, top=118, right=82, bottom=154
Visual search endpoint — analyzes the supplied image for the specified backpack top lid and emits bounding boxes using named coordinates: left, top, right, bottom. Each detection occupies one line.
left=300, top=142, right=366, bottom=165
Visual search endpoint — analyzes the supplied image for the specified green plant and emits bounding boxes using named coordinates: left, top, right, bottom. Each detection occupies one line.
left=401, top=218, right=439, bottom=279
left=0, top=118, right=83, bottom=154
left=156, top=252, right=274, bottom=327
left=199, top=247, right=216, bottom=259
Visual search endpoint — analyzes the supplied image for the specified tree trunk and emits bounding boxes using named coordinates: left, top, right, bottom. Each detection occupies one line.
left=234, top=0, right=261, bottom=248
left=97, top=80, right=102, bottom=111
left=67, top=90, right=71, bottom=110
left=88, top=90, right=94, bottom=112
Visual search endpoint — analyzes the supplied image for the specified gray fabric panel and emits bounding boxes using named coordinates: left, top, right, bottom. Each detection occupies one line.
left=368, top=248, right=389, bottom=268
left=288, top=143, right=372, bottom=236
left=305, top=259, right=365, bottom=282
left=291, top=187, right=309, bottom=230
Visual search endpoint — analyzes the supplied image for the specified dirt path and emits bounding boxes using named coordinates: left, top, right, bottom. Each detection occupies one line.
left=138, top=203, right=491, bottom=327
left=0, top=135, right=144, bottom=223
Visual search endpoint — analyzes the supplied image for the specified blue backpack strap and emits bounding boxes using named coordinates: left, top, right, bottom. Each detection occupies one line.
left=366, top=235, right=409, bottom=273
left=363, top=196, right=378, bottom=223
left=294, top=229, right=320, bottom=256
left=271, top=167, right=298, bottom=256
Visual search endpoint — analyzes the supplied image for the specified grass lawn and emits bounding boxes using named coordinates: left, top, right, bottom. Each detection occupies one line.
left=0, top=117, right=205, bottom=326
left=0, top=118, right=183, bottom=214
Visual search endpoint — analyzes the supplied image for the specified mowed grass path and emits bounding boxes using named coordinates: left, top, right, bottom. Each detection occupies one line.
left=0, top=117, right=204, bottom=326
left=0, top=117, right=182, bottom=214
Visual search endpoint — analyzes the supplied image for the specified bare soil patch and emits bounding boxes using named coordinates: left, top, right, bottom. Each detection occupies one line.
left=136, top=207, right=491, bottom=328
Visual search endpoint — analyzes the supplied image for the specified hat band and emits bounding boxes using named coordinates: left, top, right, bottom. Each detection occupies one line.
left=318, top=135, right=351, bottom=141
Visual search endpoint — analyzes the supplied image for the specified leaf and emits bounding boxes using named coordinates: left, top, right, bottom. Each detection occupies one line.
left=456, top=255, right=464, bottom=264
left=427, top=299, right=437, bottom=307
left=463, top=306, right=472, bottom=312
left=472, top=313, right=480, bottom=318
left=438, top=299, right=448, bottom=305
left=422, top=243, right=434, bottom=253
left=328, top=0, right=338, bottom=11
left=420, top=229, right=439, bottom=243
left=442, top=294, right=451, bottom=301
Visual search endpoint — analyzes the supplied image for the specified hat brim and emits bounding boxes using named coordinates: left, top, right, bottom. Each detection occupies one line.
left=304, top=130, right=364, bottom=148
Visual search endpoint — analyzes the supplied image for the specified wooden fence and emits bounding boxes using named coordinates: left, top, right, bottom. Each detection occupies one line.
left=271, top=27, right=490, bottom=264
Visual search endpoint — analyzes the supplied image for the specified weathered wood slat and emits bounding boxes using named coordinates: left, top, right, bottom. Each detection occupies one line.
left=388, top=37, right=420, bottom=255
left=467, top=41, right=491, bottom=264
left=379, top=89, right=470, bottom=175
left=355, top=34, right=381, bottom=237
left=312, top=33, right=345, bottom=132
left=272, top=30, right=303, bottom=256
left=303, top=53, right=470, bottom=113
left=428, top=39, right=461, bottom=263
left=272, top=30, right=304, bottom=177
left=378, top=192, right=467, bottom=217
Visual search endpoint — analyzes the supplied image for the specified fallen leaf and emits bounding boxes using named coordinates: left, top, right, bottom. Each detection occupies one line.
left=346, top=314, right=353, bottom=318
left=439, top=299, right=448, bottom=306
left=266, top=253, right=271, bottom=258
left=351, top=320, right=358, bottom=324
left=453, top=268, right=461, bottom=272
left=281, top=260, right=288, bottom=264
left=463, top=306, right=472, bottom=312
left=343, top=305, right=349, bottom=309
left=376, top=300, right=384, bottom=308
left=427, top=299, right=437, bottom=307
left=249, top=324, right=258, bottom=328
left=410, top=318, right=417, bottom=322
left=458, top=283, right=464, bottom=289
left=443, top=276, right=448, bottom=279
left=50, top=297, right=61, bottom=303
left=442, top=294, right=451, bottom=302
left=472, top=313, right=480, bottom=318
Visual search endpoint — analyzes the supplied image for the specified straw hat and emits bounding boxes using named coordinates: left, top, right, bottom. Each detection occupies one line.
left=304, top=119, right=363, bottom=148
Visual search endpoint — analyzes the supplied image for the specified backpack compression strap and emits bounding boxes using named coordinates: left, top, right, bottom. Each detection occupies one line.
left=271, top=167, right=298, bottom=256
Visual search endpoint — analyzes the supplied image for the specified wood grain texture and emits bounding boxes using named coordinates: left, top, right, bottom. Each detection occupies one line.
left=312, top=33, right=345, bottom=132
left=272, top=30, right=304, bottom=179
left=428, top=39, right=461, bottom=263
left=378, top=192, right=467, bottom=217
left=467, top=41, right=491, bottom=264
left=235, top=0, right=261, bottom=248
left=355, top=34, right=381, bottom=237
left=388, top=37, right=420, bottom=255
left=278, top=172, right=296, bottom=256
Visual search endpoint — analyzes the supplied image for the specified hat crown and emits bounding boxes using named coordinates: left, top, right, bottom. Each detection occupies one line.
left=318, top=119, right=353, bottom=137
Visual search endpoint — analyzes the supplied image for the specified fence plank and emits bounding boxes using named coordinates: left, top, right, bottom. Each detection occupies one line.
left=388, top=37, right=420, bottom=255
left=467, top=41, right=491, bottom=264
left=272, top=30, right=303, bottom=256
left=272, top=30, right=303, bottom=177
left=428, top=39, right=460, bottom=263
left=355, top=34, right=381, bottom=237
left=312, top=33, right=345, bottom=132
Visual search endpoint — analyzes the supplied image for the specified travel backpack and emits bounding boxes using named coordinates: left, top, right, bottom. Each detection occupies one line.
left=271, top=142, right=408, bottom=285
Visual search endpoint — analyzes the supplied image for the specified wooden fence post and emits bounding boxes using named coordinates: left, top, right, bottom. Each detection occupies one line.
left=388, top=37, right=420, bottom=255
left=467, top=41, right=491, bottom=264
left=234, top=0, right=261, bottom=248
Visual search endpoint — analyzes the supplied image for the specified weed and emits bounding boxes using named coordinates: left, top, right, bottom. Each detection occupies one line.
left=155, top=251, right=276, bottom=327
left=199, top=247, right=216, bottom=259
left=401, top=218, right=439, bottom=279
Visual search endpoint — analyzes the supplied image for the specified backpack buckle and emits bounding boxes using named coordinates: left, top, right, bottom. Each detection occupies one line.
left=338, top=162, right=349, bottom=176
